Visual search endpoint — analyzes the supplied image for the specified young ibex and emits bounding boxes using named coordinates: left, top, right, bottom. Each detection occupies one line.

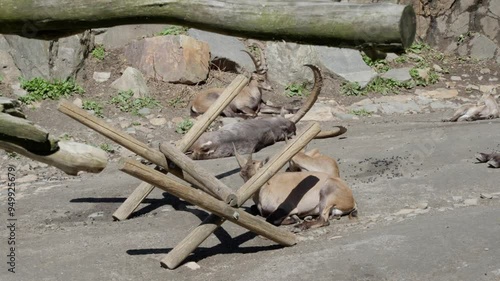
left=287, top=148, right=341, bottom=178
left=190, top=41, right=289, bottom=118
left=186, top=64, right=347, bottom=160
left=476, top=152, right=500, bottom=168
left=443, top=93, right=499, bottom=122
left=235, top=150, right=357, bottom=230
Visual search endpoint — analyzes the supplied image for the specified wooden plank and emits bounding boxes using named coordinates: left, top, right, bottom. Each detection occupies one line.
left=161, top=122, right=320, bottom=269
left=118, top=158, right=297, bottom=246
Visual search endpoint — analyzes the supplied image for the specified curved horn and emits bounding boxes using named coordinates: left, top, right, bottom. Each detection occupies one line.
left=233, top=143, right=247, bottom=167
left=288, top=64, right=323, bottom=124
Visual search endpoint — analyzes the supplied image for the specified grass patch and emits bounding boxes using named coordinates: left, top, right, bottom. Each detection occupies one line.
left=82, top=100, right=104, bottom=118
left=19, top=77, right=84, bottom=104
left=99, top=143, right=115, bottom=153
left=349, top=108, right=373, bottom=117
left=284, top=82, right=308, bottom=98
left=362, top=54, right=390, bottom=73
left=91, top=45, right=106, bottom=60
left=158, top=25, right=189, bottom=36
left=175, top=118, right=194, bottom=134
left=364, top=77, right=414, bottom=95
left=340, top=81, right=364, bottom=96
left=410, top=68, right=439, bottom=87
left=110, top=90, right=160, bottom=115
left=168, top=97, right=187, bottom=108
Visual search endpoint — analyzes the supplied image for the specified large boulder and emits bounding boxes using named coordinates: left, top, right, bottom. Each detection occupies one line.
left=124, top=35, right=210, bottom=84
left=93, top=24, right=167, bottom=50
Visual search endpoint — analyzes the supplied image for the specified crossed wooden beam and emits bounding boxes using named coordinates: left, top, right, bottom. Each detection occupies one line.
left=58, top=75, right=321, bottom=269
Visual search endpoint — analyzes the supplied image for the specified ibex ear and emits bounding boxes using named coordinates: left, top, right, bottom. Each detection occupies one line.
left=233, top=143, right=247, bottom=167
left=200, top=141, right=213, bottom=152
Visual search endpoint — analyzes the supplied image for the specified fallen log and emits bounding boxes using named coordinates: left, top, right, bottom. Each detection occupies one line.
left=0, top=1, right=415, bottom=50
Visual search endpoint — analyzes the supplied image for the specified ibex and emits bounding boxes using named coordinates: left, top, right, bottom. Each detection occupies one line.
left=287, top=148, right=341, bottom=178
left=443, top=93, right=499, bottom=122
left=190, top=41, right=291, bottom=118
left=186, top=64, right=347, bottom=160
left=476, top=152, right=500, bottom=168
left=235, top=149, right=357, bottom=230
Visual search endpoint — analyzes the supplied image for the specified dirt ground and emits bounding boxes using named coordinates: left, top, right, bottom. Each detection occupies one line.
left=1, top=45, right=500, bottom=280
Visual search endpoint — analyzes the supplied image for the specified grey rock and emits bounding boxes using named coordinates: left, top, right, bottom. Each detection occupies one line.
left=469, top=34, right=498, bottom=60
left=336, top=113, right=359, bottom=120
left=95, top=24, right=166, bottom=50
left=265, top=42, right=317, bottom=86
left=379, top=101, right=421, bottom=115
left=464, top=198, right=478, bottom=206
left=381, top=68, right=412, bottom=82
left=2, top=35, right=51, bottom=79
left=416, top=88, right=459, bottom=99
left=430, top=101, right=457, bottom=110
left=188, top=29, right=254, bottom=73
left=110, top=67, right=149, bottom=97
left=301, top=103, right=335, bottom=121
left=93, top=72, right=111, bottom=83
left=450, top=76, right=462, bottom=81
left=149, top=118, right=167, bottom=126
left=137, top=108, right=151, bottom=116
left=316, top=46, right=377, bottom=88
left=10, top=83, right=28, bottom=98
left=88, top=212, right=104, bottom=219
left=51, top=32, right=92, bottom=80
left=0, top=50, right=22, bottom=85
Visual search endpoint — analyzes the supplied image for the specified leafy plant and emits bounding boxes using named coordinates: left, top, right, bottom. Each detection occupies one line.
left=91, top=45, right=106, bottom=60
left=7, top=152, right=20, bottom=159
left=158, top=25, right=189, bottom=36
left=365, top=77, right=415, bottom=95
left=110, top=90, right=160, bottom=115
left=408, top=42, right=431, bottom=54
left=340, top=81, right=364, bottom=96
left=99, top=143, right=115, bottom=153
left=168, top=97, right=186, bottom=108
left=19, top=77, right=84, bottom=104
left=59, top=133, right=73, bottom=141
left=175, top=118, right=194, bottom=134
left=284, top=82, right=308, bottom=98
left=362, top=54, right=390, bottom=73
left=410, top=68, right=439, bottom=87
left=349, top=108, right=373, bottom=117
left=82, top=100, right=104, bottom=118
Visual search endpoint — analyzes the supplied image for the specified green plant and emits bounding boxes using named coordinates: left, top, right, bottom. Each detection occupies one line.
left=59, top=133, right=73, bottom=141
left=99, top=143, right=115, bottom=153
left=349, top=108, right=373, bottom=117
left=408, top=42, right=431, bottom=54
left=7, top=152, right=20, bottom=159
left=110, top=90, right=160, bottom=115
left=19, top=77, right=84, bottom=104
left=362, top=54, right=390, bottom=73
left=175, top=118, right=194, bottom=134
left=284, top=82, right=308, bottom=97
left=340, top=81, right=364, bottom=96
left=158, top=25, right=189, bottom=36
left=91, top=45, right=106, bottom=60
left=365, top=77, right=415, bottom=95
left=132, top=121, right=141, bottom=126
left=410, top=68, right=439, bottom=87
left=82, top=100, right=104, bottom=118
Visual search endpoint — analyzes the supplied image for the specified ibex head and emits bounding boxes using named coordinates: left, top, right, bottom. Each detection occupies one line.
left=234, top=143, right=268, bottom=182
left=243, top=41, right=272, bottom=91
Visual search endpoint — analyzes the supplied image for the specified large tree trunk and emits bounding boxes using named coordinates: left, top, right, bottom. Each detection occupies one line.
left=0, top=0, right=416, bottom=50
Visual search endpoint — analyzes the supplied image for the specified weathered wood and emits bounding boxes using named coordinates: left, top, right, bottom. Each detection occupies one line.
left=58, top=75, right=248, bottom=219
left=0, top=112, right=57, bottom=155
left=0, top=1, right=415, bottom=50
left=0, top=140, right=107, bottom=175
left=159, top=142, right=238, bottom=206
left=161, top=122, right=320, bottom=269
left=118, top=158, right=297, bottom=245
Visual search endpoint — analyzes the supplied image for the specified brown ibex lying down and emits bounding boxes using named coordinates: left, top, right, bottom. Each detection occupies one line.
left=190, top=41, right=292, bottom=118
left=186, top=64, right=347, bottom=160
left=235, top=149, right=357, bottom=230
left=287, top=148, right=340, bottom=178
left=443, top=93, right=499, bottom=122
left=476, top=152, right=500, bottom=168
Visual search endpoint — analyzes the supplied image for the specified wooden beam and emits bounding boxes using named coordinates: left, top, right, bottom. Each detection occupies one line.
left=118, top=158, right=297, bottom=246
left=0, top=1, right=415, bottom=50
left=161, top=122, right=320, bottom=269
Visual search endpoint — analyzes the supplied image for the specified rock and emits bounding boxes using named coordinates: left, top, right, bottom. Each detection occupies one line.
left=171, top=117, right=184, bottom=125
left=93, top=72, right=111, bottom=83
left=450, top=76, right=462, bottom=81
left=184, top=262, right=201, bottom=270
left=88, top=211, right=104, bottom=219
left=124, top=35, right=210, bottom=84
left=301, top=103, right=335, bottom=121
left=10, top=83, right=28, bottom=98
left=395, top=209, right=414, bottom=216
left=465, top=84, right=480, bottom=91
left=416, top=88, right=459, bottom=99
left=336, top=113, right=359, bottom=120
left=379, top=101, right=421, bottom=115
left=0, top=50, right=22, bottom=85
left=452, top=196, right=463, bottom=202
left=119, top=121, right=131, bottom=129
left=479, top=85, right=499, bottom=93
left=416, top=202, right=429, bottom=209
left=73, top=98, right=83, bottom=108
left=464, top=198, right=478, bottom=206
left=110, top=67, right=149, bottom=98
left=433, top=64, right=444, bottom=73
left=381, top=67, right=412, bottom=82
left=469, top=34, right=498, bottom=60
left=351, top=98, right=373, bottom=107
left=125, top=128, right=136, bottom=134
left=316, top=46, right=377, bottom=88
left=385, top=53, right=399, bottom=62
left=17, top=174, right=38, bottom=183
left=95, top=24, right=166, bottom=50
left=188, top=29, right=254, bottom=73
left=149, top=118, right=167, bottom=126
left=430, top=101, right=457, bottom=110
left=407, top=53, right=423, bottom=62
left=479, top=68, right=491, bottom=74
left=51, top=33, right=93, bottom=80
left=480, top=193, right=497, bottom=199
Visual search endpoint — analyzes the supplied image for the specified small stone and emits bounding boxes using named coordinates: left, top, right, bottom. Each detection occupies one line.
left=93, top=72, right=111, bottom=83
left=479, top=85, right=497, bottom=93
left=10, top=83, right=28, bottom=98
left=433, top=64, right=443, bottom=73
left=450, top=76, right=462, bottom=81
left=416, top=202, right=429, bottom=209
left=184, top=261, right=201, bottom=270
left=150, top=118, right=167, bottom=126
left=395, top=209, right=414, bottom=216
left=119, top=121, right=131, bottom=129
left=465, top=84, right=480, bottom=91
left=126, top=128, right=136, bottom=134
left=73, top=98, right=83, bottom=108
left=464, top=198, right=478, bottom=206
left=479, top=68, right=490, bottom=74
left=136, top=108, right=151, bottom=116
left=489, top=77, right=498, bottom=82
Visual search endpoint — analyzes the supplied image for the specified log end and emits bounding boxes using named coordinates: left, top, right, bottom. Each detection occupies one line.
left=400, top=5, right=417, bottom=49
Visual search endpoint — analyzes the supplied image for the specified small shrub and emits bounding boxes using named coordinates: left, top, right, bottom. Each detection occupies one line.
left=91, top=45, right=106, bottom=60
left=284, top=82, right=308, bottom=98
left=110, top=90, right=160, bottom=115
left=340, top=81, right=364, bottom=96
left=362, top=54, right=390, bottom=73
left=99, top=143, right=115, bottom=153
left=19, top=78, right=84, bottom=104
left=82, top=100, right=104, bottom=118
left=158, top=25, right=189, bottom=36
left=349, top=108, right=373, bottom=117
left=175, top=118, right=193, bottom=134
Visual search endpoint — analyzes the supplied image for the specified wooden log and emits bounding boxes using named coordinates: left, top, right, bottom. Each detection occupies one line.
left=0, top=140, right=107, bottom=175
left=161, top=122, right=320, bottom=269
left=118, top=158, right=297, bottom=245
left=159, top=142, right=237, bottom=206
left=58, top=75, right=248, bottom=220
left=0, top=112, right=57, bottom=155
left=0, top=1, right=415, bottom=50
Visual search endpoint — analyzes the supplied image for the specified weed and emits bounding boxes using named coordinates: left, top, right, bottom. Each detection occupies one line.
left=19, top=78, right=84, bottom=104
left=168, top=97, right=186, bottom=108
left=394, top=56, right=408, bottom=64
left=7, top=152, right=20, bottom=159
left=82, top=100, right=104, bottom=118
left=349, top=108, right=373, bottom=117
left=158, top=25, right=189, bottom=36
left=91, top=45, right=106, bottom=60
left=132, top=121, right=141, bottom=126
left=110, top=90, right=160, bottom=115
left=362, top=54, right=390, bottom=73
left=410, top=68, right=439, bottom=86
left=284, top=82, right=308, bottom=97
left=99, top=143, right=115, bottom=153
left=341, top=81, right=364, bottom=96
left=175, top=118, right=194, bottom=134
left=408, top=42, right=431, bottom=54
left=59, top=133, right=73, bottom=141
left=364, top=77, right=414, bottom=95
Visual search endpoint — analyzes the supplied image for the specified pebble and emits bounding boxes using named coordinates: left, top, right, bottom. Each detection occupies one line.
left=463, top=198, right=478, bottom=206
left=450, top=76, right=462, bottom=81
left=88, top=211, right=104, bottom=219
left=184, top=261, right=201, bottom=270
left=150, top=117, right=167, bottom=126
